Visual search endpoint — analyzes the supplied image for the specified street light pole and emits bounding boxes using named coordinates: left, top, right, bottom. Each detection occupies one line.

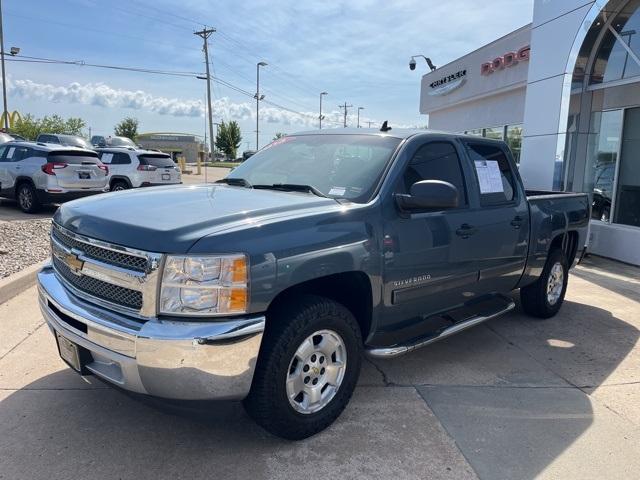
left=357, top=107, right=364, bottom=128
left=194, top=27, right=216, bottom=178
left=256, top=61, right=267, bottom=150
left=0, top=0, right=9, bottom=131
left=319, top=92, right=327, bottom=129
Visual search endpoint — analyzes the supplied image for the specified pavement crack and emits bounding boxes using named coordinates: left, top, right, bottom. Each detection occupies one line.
left=364, top=356, right=393, bottom=387
left=0, top=321, right=46, bottom=362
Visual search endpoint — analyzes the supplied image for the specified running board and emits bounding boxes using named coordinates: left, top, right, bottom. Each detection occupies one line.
left=366, top=301, right=515, bottom=359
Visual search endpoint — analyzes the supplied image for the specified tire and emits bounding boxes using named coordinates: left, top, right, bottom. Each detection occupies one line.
left=16, top=183, right=41, bottom=213
left=520, top=248, right=568, bottom=319
left=244, top=294, right=362, bottom=440
left=111, top=181, right=129, bottom=191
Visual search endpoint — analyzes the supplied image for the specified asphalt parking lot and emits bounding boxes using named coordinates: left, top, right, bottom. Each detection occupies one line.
left=1, top=256, right=638, bottom=479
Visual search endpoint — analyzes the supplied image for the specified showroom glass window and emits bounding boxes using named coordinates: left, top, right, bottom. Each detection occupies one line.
left=591, top=0, right=640, bottom=85
left=505, top=125, right=523, bottom=165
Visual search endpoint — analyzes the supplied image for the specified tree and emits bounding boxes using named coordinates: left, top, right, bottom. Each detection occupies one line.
left=12, top=114, right=87, bottom=140
left=272, top=132, right=286, bottom=141
left=114, top=117, right=139, bottom=140
left=215, top=120, right=242, bottom=159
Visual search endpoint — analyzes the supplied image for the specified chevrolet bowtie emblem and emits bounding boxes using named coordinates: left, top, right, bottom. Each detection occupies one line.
left=63, top=252, right=84, bottom=275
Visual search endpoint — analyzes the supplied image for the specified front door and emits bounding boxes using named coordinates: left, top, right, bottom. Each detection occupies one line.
left=380, top=139, right=481, bottom=341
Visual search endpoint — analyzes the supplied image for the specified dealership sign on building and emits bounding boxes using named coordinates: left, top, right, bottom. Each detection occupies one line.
left=481, top=45, right=531, bottom=75
left=428, top=69, right=468, bottom=96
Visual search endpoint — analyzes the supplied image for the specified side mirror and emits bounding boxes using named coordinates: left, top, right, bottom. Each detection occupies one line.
left=395, top=180, right=459, bottom=212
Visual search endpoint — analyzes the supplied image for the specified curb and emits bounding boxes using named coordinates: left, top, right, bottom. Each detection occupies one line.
left=0, top=261, right=46, bottom=305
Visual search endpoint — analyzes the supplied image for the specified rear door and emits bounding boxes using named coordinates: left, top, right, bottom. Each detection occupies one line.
left=47, top=150, right=108, bottom=189
left=138, top=154, right=180, bottom=184
left=462, top=140, right=529, bottom=294
left=0, top=145, right=13, bottom=192
left=2, top=145, right=30, bottom=188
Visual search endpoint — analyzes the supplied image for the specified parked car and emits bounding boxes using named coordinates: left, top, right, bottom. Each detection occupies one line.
left=36, top=133, right=93, bottom=150
left=0, top=132, right=14, bottom=144
left=96, top=147, right=181, bottom=190
left=0, top=141, right=109, bottom=212
left=8, top=133, right=26, bottom=141
left=37, top=129, right=588, bottom=439
left=91, top=135, right=137, bottom=148
left=242, top=150, right=256, bottom=161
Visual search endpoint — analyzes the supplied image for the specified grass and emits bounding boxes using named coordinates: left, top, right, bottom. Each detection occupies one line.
left=205, top=162, right=242, bottom=168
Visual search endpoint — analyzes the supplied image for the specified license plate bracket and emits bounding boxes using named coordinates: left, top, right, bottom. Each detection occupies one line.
left=56, top=332, right=91, bottom=374
left=78, top=172, right=90, bottom=179
left=161, top=173, right=171, bottom=180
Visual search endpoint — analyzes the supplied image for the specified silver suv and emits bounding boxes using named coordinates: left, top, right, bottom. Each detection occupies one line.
left=96, top=147, right=181, bottom=190
left=0, top=142, right=109, bottom=213
left=35, top=133, right=94, bottom=150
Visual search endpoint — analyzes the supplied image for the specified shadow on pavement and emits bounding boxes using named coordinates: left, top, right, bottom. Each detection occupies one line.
left=417, top=295, right=640, bottom=480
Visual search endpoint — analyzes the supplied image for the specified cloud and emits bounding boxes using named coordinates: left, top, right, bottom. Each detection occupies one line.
left=6, top=77, right=341, bottom=127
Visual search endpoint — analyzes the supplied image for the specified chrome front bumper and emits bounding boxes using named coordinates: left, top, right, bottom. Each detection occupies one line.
left=37, top=264, right=265, bottom=400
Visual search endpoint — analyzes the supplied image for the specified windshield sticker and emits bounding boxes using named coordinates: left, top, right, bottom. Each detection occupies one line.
left=474, top=160, right=503, bottom=193
left=6, top=147, right=14, bottom=159
left=329, top=187, right=346, bottom=196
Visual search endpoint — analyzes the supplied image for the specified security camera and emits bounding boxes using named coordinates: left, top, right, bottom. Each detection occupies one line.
left=9, top=47, right=19, bottom=56
left=409, top=58, right=416, bottom=70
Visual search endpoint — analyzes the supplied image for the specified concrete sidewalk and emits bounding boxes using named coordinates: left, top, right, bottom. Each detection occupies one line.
left=1, top=256, right=639, bottom=479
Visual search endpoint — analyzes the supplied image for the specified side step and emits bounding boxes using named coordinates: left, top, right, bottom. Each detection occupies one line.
left=366, top=300, right=515, bottom=359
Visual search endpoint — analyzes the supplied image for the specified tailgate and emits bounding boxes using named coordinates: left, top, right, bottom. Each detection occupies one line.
left=138, top=153, right=180, bottom=184
left=47, top=151, right=108, bottom=189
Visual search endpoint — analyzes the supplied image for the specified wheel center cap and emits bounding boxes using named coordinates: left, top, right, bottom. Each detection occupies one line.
left=312, top=367, right=320, bottom=375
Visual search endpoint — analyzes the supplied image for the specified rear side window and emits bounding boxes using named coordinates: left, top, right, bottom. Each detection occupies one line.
left=466, top=143, right=516, bottom=205
left=400, top=141, right=467, bottom=205
left=3, top=146, right=30, bottom=162
left=47, top=150, right=100, bottom=165
left=138, top=154, right=175, bottom=168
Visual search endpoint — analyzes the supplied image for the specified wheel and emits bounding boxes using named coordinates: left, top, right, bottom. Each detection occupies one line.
left=16, top=183, right=41, bottom=213
left=111, top=181, right=129, bottom=191
left=520, top=248, right=568, bottom=319
left=243, top=294, right=362, bottom=440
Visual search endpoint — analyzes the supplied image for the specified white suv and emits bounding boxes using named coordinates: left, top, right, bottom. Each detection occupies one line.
left=0, top=141, right=109, bottom=213
left=97, top=147, right=182, bottom=191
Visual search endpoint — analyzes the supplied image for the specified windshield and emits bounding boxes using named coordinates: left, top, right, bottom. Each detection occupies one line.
left=60, top=136, right=92, bottom=149
left=226, top=134, right=402, bottom=203
left=110, top=137, right=136, bottom=147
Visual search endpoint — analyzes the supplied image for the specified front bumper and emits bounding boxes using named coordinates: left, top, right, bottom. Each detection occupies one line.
left=37, top=264, right=265, bottom=400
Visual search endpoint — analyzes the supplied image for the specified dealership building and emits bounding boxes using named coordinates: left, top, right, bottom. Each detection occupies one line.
left=420, top=0, right=640, bottom=265
left=136, top=132, right=206, bottom=164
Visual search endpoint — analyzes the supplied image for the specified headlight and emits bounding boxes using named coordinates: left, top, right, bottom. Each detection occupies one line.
left=159, top=254, right=248, bottom=316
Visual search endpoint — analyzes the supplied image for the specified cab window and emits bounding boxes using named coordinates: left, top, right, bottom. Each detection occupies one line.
left=466, top=143, right=516, bottom=205
left=400, top=141, right=467, bottom=206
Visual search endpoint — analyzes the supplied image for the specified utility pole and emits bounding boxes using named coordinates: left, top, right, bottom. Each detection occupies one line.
left=367, top=121, right=374, bottom=128
left=0, top=0, right=9, bottom=131
left=319, top=92, right=327, bottom=129
left=338, top=102, right=352, bottom=128
left=194, top=26, right=216, bottom=178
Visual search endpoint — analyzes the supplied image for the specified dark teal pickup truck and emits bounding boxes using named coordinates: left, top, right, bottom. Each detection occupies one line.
left=37, top=128, right=589, bottom=439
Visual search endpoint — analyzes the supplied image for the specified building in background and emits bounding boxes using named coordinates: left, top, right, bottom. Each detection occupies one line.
left=136, top=132, right=206, bottom=163
left=419, top=0, right=640, bottom=265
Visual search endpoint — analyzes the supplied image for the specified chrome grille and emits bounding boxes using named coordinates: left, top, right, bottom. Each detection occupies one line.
left=52, top=225, right=148, bottom=272
left=53, top=256, right=143, bottom=310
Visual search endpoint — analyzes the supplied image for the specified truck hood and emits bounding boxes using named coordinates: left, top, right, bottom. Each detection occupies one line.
left=54, top=184, right=341, bottom=252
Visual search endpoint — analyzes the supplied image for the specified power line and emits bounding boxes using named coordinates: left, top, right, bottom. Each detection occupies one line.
left=6, top=54, right=344, bottom=126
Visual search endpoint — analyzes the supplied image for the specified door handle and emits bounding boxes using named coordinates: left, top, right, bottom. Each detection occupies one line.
left=456, top=224, right=477, bottom=238
left=510, top=216, right=523, bottom=229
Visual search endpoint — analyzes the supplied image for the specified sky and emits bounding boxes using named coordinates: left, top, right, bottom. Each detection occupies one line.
left=2, top=0, right=533, bottom=149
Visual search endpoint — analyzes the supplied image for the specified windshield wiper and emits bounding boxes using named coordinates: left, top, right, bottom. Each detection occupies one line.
left=216, top=178, right=252, bottom=188
left=253, top=183, right=328, bottom=198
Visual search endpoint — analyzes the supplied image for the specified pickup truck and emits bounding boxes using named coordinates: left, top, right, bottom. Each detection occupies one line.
left=37, top=128, right=589, bottom=440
